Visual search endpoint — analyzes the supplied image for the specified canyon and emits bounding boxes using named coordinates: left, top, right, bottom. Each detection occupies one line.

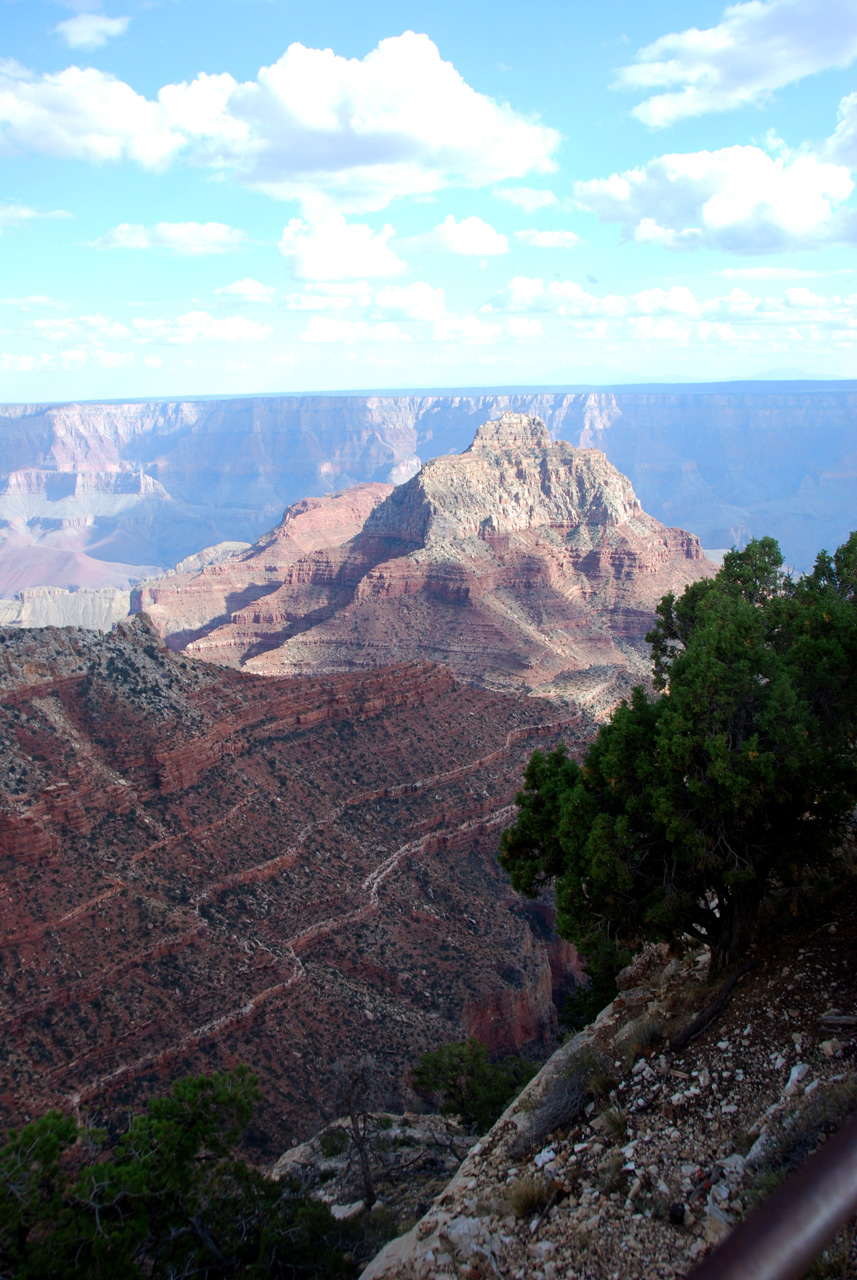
left=137, top=413, right=715, bottom=713
left=0, top=383, right=854, bottom=612
left=0, top=616, right=585, bottom=1156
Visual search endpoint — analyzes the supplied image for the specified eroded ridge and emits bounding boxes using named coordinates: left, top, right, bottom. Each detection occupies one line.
left=0, top=618, right=583, bottom=1155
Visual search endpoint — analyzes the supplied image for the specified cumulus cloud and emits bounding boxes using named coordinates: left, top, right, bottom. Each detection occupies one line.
left=514, top=228, right=579, bottom=248
left=0, top=59, right=184, bottom=167
left=216, top=278, right=275, bottom=302
left=278, top=212, right=404, bottom=279
left=407, top=214, right=508, bottom=254
left=54, top=14, right=131, bottom=51
left=132, top=311, right=273, bottom=344
left=574, top=145, right=855, bottom=252
left=0, top=33, right=559, bottom=210
left=92, top=221, right=247, bottom=255
left=615, top=0, right=857, bottom=127
left=493, top=186, right=558, bottom=211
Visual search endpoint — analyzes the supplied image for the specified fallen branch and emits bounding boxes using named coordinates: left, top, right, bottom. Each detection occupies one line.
left=668, top=961, right=753, bottom=1054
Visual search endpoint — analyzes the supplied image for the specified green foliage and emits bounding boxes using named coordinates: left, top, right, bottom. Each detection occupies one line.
left=501, top=534, right=857, bottom=977
left=319, top=1127, right=349, bottom=1158
left=0, top=1069, right=365, bottom=1279
left=411, top=1038, right=537, bottom=1134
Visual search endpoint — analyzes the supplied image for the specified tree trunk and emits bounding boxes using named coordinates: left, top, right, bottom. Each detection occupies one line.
left=709, top=886, right=762, bottom=979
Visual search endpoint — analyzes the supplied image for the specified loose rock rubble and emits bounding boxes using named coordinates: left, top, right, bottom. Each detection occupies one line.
left=360, top=884, right=857, bottom=1280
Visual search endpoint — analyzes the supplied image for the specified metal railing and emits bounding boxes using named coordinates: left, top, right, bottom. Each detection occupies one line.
left=687, top=1113, right=857, bottom=1280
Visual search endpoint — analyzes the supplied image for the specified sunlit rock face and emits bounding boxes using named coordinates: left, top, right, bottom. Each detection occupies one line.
left=178, top=414, right=715, bottom=713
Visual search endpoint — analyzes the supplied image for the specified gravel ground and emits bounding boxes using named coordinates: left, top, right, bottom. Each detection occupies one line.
left=361, top=878, right=857, bottom=1280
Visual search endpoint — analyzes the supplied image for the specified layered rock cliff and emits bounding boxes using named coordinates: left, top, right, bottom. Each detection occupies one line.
left=180, top=414, right=715, bottom=711
left=0, top=384, right=854, bottom=601
left=133, top=483, right=392, bottom=649
left=0, top=617, right=584, bottom=1156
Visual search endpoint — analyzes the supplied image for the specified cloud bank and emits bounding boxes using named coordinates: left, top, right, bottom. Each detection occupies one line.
left=615, top=0, right=857, bottom=127
left=0, top=33, right=559, bottom=210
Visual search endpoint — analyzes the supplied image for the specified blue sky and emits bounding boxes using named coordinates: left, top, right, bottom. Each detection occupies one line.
left=1, top=0, right=856, bottom=399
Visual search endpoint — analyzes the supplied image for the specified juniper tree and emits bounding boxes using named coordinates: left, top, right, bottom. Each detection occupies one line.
left=500, top=534, right=857, bottom=979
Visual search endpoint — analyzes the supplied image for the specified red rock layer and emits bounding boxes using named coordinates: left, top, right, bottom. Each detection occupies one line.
left=132, top=482, right=393, bottom=652
left=183, top=415, right=716, bottom=712
left=0, top=618, right=584, bottom=1156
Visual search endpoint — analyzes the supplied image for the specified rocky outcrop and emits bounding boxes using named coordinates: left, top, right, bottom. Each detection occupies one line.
left=1, top=384, right=854, bottom=599
left=360, top=884, right=857, bottom=1280
left=182, top=414, right=715, bottom=710
left=132, top=483, right=391, bottom=648
left=0, top=618, right=584, bottom=1156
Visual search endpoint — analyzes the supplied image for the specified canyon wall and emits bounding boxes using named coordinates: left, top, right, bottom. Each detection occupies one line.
left=164, top=414, right=716, bottom=713
left=0, top=617, right=585, bottom=1155
left=1, top=384, right=854, bottom=599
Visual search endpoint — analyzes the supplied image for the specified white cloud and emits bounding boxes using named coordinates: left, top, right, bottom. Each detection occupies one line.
left=615, top=0, right=857, bottom=127
left=494, top=186, right=558, bottom=211
left=0, top=59, right=184, bottom=168
left=93, top=349, right=135, bottom=368
left=827, top=92, right=857, bottom=167
left=717, top=266, right=838, bottom=278
left=0, top=294, right=63, bottom=307
left=54, top=14, right=131, bottom=51
left=300, top=317, right=409, bottom=343
left=574, top=145, right=855, bottom=252
left=284, top=290, right=354, bottom=311
left=408, top=214, right=508, bottom=254
left=216, top=278, right=275, bottom=302
left=92, top=221, right=247, bottom=255
left=278, top=212, right=404, bottom=279
left=514, top=228, right=579, bottom=248
left=144, top=354, right=163, bottom=368
left=432, top=315, right=502, bottom=344
left=507, top=316, right=543, bottom=339
left=493, top=276, right=627, bottom=317
left=26, top=312, right=129, bottom=342
left=0, top=34, right=559, bottom=210
left=0, top=202, right=70, bottom=232
left=132, top=311, right=273, bottom=344
left=374, top=282, right=448, bottom=321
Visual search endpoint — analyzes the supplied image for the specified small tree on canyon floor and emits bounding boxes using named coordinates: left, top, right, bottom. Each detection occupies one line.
left=411, top=1038, right=537, bottom=1134
left=500, top=534, right=857, bottom=982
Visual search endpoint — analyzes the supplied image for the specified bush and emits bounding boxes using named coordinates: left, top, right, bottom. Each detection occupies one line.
left=412, top=1038, right=537, bottom=1134
left=0, top=1069, right=369, bottom=1279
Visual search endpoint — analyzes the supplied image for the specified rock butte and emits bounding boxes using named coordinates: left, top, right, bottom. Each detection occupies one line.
left=0, top=616, right=584, bottom=1156
left=2, top=386, right=855, bottom=603
left=149, top=413, right=717, bottom=712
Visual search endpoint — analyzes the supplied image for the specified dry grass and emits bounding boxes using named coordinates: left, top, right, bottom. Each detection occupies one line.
left=505, top=1174, right=553, bottom=1219
left=599, top=1105, right=627, bottom=1141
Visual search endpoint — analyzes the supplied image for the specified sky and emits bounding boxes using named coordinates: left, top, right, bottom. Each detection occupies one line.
left=1, top=0, right=856, bottom=400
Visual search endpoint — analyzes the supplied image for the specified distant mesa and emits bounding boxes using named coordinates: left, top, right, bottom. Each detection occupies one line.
left=135, top=412, right=716, bottom=714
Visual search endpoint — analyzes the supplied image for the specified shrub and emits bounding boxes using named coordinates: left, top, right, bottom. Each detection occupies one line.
left=412, top=1038, right=537, bottom=1135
